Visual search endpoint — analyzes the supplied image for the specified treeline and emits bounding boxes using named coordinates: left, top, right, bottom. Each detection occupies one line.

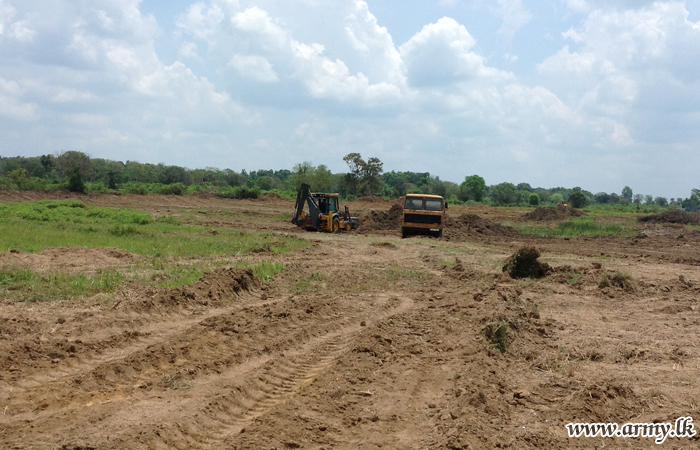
left=0, top=151, right=695, bottom=209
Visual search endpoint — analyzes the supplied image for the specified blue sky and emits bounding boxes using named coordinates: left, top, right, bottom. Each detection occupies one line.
left=1, top=0, right=699, bottom=198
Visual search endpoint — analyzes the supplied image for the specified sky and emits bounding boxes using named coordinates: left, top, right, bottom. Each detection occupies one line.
left=1, top=1, right=699, bottom=198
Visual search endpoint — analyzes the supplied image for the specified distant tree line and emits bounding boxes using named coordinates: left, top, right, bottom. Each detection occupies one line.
left=0, top=152, right=692, bottom=208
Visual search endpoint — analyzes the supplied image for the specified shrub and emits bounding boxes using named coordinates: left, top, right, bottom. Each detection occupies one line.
left=217, top=186, right=260, bottom=199
left=528, top=193, right=540, bottom=206
left=68, top=167, right=86, bottom=193
left=568, top=192, right=588, bottom=209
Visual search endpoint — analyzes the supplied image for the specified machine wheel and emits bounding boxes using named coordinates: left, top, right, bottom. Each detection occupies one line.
left=332, top=218, right=340, bottom=233
left=436, top=229, right=443, bottom=238
left=401, top=227, right=408, bottom=238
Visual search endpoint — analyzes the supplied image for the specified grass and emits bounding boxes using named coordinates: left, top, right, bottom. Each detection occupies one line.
left=0, top=200, right=309, bottom=301
left=0, top=268, right=124, bottom=302
left=0, top=200, right=309, bottom=257
left=291, top=272, right=327, bottom=293
left=236, top=260, right=285, bottom=282
left=485, top=321, right=510, bottom=354
left=506, top=217, right=635, bottom=237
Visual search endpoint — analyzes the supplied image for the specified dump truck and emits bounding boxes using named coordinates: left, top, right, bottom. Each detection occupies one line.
left=292, top=183, right=359, bottom=232
left=401, top=193, right=447, bottom=238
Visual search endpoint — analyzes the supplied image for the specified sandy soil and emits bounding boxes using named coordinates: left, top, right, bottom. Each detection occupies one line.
left=1, top=192, right=700, bottom=449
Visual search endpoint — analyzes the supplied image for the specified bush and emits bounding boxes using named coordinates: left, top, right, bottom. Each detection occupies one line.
left=528, top=193, right=540, bottom=206
left=568, top=192, right=588, bottom=209
left=119, top=182, right=149, bottom=195
left=68, top=167, right=86, bottom=193
left=217, top=186, right=260, bottom=199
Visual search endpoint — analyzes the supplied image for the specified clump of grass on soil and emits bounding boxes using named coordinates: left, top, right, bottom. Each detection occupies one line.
left=484, top=321, right=510, bottom=354
left=503, top=247, right=550, bottom=279
left=598, top=271, right=636, bottom=292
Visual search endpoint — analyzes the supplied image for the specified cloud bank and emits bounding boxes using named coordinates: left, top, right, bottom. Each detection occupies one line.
left=0, top=0, right=698, bottom=197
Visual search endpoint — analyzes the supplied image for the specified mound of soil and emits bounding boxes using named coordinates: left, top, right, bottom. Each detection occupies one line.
left=125, top=267, right=260, bottom=312
left=0, top=247, right=144, bottom=273
left=638, top=209, right=700, bottom=225
left=359, top=204, right=403, bottom=231
left=521, top=204, right=585, bottom=221
left=446, top=214, right=519, bottom=237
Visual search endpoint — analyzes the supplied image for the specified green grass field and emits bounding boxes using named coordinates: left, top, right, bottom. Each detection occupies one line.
left=0, top=200, right=307, bottom=301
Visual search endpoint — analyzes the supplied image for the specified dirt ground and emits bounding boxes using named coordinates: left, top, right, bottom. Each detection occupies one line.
left=2, top=192, right=700, bottom=449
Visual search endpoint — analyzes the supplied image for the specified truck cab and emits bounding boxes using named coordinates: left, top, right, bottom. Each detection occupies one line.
left=401, top=194, right=446, bottom=238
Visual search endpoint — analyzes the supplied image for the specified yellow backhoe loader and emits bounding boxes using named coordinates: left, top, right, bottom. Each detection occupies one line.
left=291, top=184, right=359, bottom=232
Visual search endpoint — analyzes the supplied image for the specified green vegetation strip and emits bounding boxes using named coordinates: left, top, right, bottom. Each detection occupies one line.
left=505, top=218, right=635, bottom=237
left=0, top=200, right=305, bottom=301
left=0, top=200, right=308, bottom=257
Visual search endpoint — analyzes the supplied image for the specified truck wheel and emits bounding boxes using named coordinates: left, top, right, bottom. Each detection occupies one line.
left=401, top=227, right=408, bottom=238
left=436, top=229, right=443, bottom=238
left=332, top=218, right=340, bottom=233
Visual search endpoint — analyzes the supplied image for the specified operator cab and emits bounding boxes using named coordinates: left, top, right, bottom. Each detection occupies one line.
left=313, top=194, right=338, bottom=214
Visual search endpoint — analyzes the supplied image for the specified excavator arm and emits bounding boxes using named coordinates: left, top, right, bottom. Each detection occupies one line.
left=292, top=183, right=321, bottom=229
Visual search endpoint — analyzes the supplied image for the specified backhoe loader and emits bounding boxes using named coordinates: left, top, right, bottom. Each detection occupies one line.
left=291, top=184, right=358, bottom=232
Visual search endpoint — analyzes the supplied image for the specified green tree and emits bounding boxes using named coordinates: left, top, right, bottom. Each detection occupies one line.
left=55, top=151, right=90, bottom=179
left=594, top=192, right=611, bottom=204
left=568, top=191, right=588, bottom=208
left=528, top=193, right=540, bottom=206
left=654, top=197, right=668, bottom=207
left=516, top=182, right=533, bottom=192
left=459, top=175, right=486, bottom=202
left=550, top=193, right=564, bottom=204
left=621, top=186, right=633, bottom=202
left=342, top=153, right=384, bottom=196
left=491, top=182, right=516, bottom=205
left=40, top=154, right=55, bottom=177
left=255, top=176, right=274, bottom=191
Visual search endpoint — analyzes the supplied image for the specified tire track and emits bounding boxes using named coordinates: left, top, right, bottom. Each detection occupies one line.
left=146, top=294, right=414, bottom=450
left=1, top=292, right=275, bottom=395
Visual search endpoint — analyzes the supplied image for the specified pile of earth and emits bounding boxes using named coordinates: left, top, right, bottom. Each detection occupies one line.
left=521, top=204, right=585, bottom=221
left=445, top=214, right=519, bottom=237
left=120, top=267, right=260, bottom=312
left=358, top=204, right=403, bottom=231
left=256, top=192, right=285, bottom=202
left=638, top=209, right=700, bottom=225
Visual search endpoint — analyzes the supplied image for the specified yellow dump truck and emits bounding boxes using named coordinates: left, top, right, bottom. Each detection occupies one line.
left=401, top=194, right=447, bottom=238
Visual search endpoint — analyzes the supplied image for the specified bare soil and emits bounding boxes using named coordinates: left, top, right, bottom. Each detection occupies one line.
left=2, top=192, right=700, bottom=449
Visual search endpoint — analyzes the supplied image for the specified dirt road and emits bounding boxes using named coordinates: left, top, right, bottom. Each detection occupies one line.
left=1, top=193, right=699, bottom=449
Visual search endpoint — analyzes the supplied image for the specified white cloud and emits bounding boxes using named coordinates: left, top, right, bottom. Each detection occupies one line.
left=179, top=41, right=199, bottom=59
left=495, top=0, right=532, bottom=40
left=399, top=17, right=512, bottom=87
left=228, top=54, right=279, bottom=82
left=0, top=77, right=36, bottom=119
